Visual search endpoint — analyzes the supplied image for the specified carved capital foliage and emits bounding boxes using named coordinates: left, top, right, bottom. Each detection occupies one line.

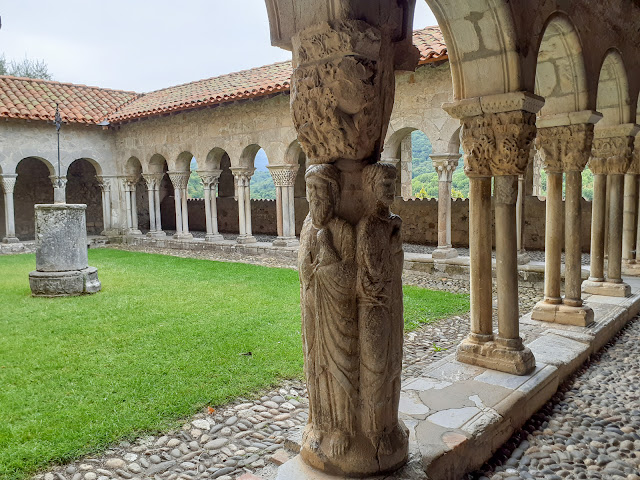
left=167, top=171, right=190, bottom=190
left=197, top=170, right=222, bottom=189
left=589, top=136, right=634, bottom=175
left=0, top=174, right=18, bottom=194
left=431, top=155, right=459, bottom=183
left=95, top=175, right=111, bottom=192
left=461, top=111, right=536, bottom=177
left=268, top=166, right=299, bottom=187
left=535, top=124, right=594, bottom=174
left=231, top=168, right=254, bottom=186
left=141, top=173, right=164, bottom=190
left=629, top=141, right=640, bottom=175
left=290, top=19, right=395, bottom=164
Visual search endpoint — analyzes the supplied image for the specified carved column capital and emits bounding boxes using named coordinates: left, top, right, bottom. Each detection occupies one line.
left=142, top=172, right=164, bottom=190
left=290, top=19, right=396, bottom=164
left=0, top=174, right=18, bottom=194
left=628, top=138, right=640, bottom=175
left=197, top=169, right=222, bottom=189
left=167, top=171, right=190, bottom=190
left=95, top=175, right=112, bottom=192
left=49, top=175, right=67, bottom=189
left=589, top=133, right=636, bottom=175
left=535, top=124, right=595, bottom=173
left=231, top=168, right=255, bottom=185
left=267, top=165, right=299, bottom=187
left=444, top=92, right=543, bottom=178
left=431, top=154, right=460, bottom=182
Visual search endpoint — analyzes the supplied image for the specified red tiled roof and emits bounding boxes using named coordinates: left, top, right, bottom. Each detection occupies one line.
left=109, top=26, right=447, bottom=123
left=0, top=76, right=139, bottom=124
left=0, top=26, right=447, bottom=125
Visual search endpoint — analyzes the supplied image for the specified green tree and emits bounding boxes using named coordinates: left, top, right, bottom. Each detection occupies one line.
left=187, top=171, right=203, bottom=199
left=0, top=54, right=53, bottom=80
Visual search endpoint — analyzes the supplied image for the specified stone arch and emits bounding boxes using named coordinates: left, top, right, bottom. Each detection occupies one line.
left=175, top=151, right=195, bottom=173
left=239, top=144, right=263, bottom=169
left=204, top=147, right=228, bottom=170
left=14, top=157, right=55, bottom=239
left=596, top=49, right=632, bottom=126
left=535, top=13, right=589, bottom=116
left=421, top=0, right=520, bottom=99
left=66, top=159, right=103, bottom=235
left=125, top=156, right=143, bottom=177
left=286, top=140, right=307, bottom=198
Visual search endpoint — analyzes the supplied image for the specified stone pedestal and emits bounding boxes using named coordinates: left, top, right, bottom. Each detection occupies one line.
left=28, top=204, right=101, bottom=297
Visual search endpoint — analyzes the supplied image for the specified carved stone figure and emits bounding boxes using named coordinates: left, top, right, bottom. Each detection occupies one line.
left=357, top=163, right=405, bottom=455
left=299, top=164, right=358, bottom=461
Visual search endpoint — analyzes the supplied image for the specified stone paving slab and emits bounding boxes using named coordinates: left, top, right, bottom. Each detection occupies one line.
left=279, top=277, right=640, bottom=480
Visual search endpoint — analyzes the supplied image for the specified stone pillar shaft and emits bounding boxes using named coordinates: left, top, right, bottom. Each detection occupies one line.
left=1, top=174, right=18, bottom=242
left=432, top=154, right=459, bottom=259
left=590, top=173, right=607, bottom=281
left=168, top=171, right=192, bottom=239
left=468, top=176, right=493, bottom=340
left=622, top=173, right=637, bottom=265
left=543, top=172, right=563, bottom=304
left=204, top=186, right=213, bottom=235
left=147, top=186, right=157, bottom=232
left=155, top=188, right=162, bottom=232
left=268, top=166, right=299, bottom=246
left=607, top=174, right=624, bottom=282
left=237, top=176, right=246, bottom=237
left=174, top=188, right=183, bottom=234
left=564, top=171, right=584, bottom=305
left=124, top=186, right=133, bottom=230
left=275, top=185, right=284, bottom=237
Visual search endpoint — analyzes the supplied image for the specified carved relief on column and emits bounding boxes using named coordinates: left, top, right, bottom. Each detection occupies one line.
left=290, top=19, right=413, bottom=477
left=536, top=124, right=594, bottom=174
left=167, top=171, right=190, bottom=191
left=141, top=173, right=162, bottom=191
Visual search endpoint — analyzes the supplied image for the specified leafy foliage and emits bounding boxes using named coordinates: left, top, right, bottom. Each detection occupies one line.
left=0, top=54, right=53, bottom=80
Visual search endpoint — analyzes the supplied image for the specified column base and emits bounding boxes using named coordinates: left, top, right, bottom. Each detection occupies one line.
left=147, top=230, right=167, bottom=238
left=2, top=236, right=20, bottom=244
left=173, top=232, right=194, bottom=240
left=531, top=300, right=594, bottom=326
left=517, top=250, right=531, bottom=265
left=297, top=422, right=408, bottom=478
left=236, top=234, right=257, bottom=244
left=205, top=233, right=225, bottom=242
left=582, top=279, right=631, bottom=297
left=29, top=267, right=101, bottom=297
left=456, top=338, right=535, bottom=376
left=273, top=236, right=299, bottom=247
left=432, top=246, right=458, bottom=259
left=621, top=261, right=640, bottom=276
left=126, top=229, right=142, bottom=236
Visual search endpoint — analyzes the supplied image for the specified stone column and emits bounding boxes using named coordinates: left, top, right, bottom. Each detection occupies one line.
left=583, top=124, right=638, bottom=296
left=431, top=153, right=459, bottom=259
left=269, top=165, right=299, bottom=246
left=622, top=149, right=640, bottom=274
left=198, top=170, right=224, bottom=242
left=121, top=177, right=134, bottom=232
left=445, top=92, right=541, bottom=376
left=400, top=134, right=413, bottom=199
left=532, top=118, right=599, bottom=326
left=232, top=168, right=256, bottom=244
left=125, top=177, right=142, bottom=235
left=0, top=174, right=19, bottom=243
left=531, top=149, right=544, bottom=197
left=516, top=174, right=530, bottom=264
left=95, top=176, right=112, bottom=235
left=168, top=171, right=193, bottom=240
left=265, top=12, right=418, bottom=476
left=49, top=176, right=67, bottom=204
left=142, top=173, right=165, bottom=237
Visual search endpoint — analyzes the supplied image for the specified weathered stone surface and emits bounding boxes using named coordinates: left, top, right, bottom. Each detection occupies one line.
left=35, top=204, right=89, bottom=272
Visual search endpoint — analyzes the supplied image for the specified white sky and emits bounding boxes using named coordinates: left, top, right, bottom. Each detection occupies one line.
left=0, top=1, right=437, bottom=93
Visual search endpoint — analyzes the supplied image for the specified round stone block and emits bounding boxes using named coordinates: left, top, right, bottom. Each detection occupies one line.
left=29, top=270, right=84, bottom=297
left=35, top=204, right=89, bottom=272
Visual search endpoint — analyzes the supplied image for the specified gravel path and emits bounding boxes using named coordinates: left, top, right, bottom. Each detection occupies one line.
left=471, top=317, right=640, bottom=480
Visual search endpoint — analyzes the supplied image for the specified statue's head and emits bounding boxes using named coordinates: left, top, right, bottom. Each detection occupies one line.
left=305, top=163, right=341, bottom=228
left=362, top=162, right=396, bottom=208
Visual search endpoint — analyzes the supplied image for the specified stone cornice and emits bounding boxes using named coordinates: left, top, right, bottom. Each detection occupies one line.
left=443, top=92, right=545, bottom=120
left=536, top=110, right=602, bottom=129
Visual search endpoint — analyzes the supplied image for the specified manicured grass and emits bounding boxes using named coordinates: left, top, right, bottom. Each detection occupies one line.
left=0, top=249, right=468, bottom=479
left=403, top=285, right=470, bottom=331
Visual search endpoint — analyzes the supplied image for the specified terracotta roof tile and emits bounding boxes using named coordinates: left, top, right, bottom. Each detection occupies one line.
left=0, top=76, right=139, bottom=125
left=0, top=26, right=447, bottom=125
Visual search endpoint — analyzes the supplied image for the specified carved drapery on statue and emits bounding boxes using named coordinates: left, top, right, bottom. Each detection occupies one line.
left=287, top=16, right=416, bottom=478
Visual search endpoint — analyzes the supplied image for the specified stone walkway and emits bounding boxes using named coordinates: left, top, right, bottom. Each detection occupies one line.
left=35, top=243, right=614, bottom=480
left=471, top=317, right=640, bottom=480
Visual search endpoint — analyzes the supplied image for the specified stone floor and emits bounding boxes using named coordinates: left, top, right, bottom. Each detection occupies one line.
left=471, top=316, right=640, bottom=480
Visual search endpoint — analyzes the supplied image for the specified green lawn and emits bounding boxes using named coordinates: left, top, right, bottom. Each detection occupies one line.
left=0, top=249, right=468, bottom=479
